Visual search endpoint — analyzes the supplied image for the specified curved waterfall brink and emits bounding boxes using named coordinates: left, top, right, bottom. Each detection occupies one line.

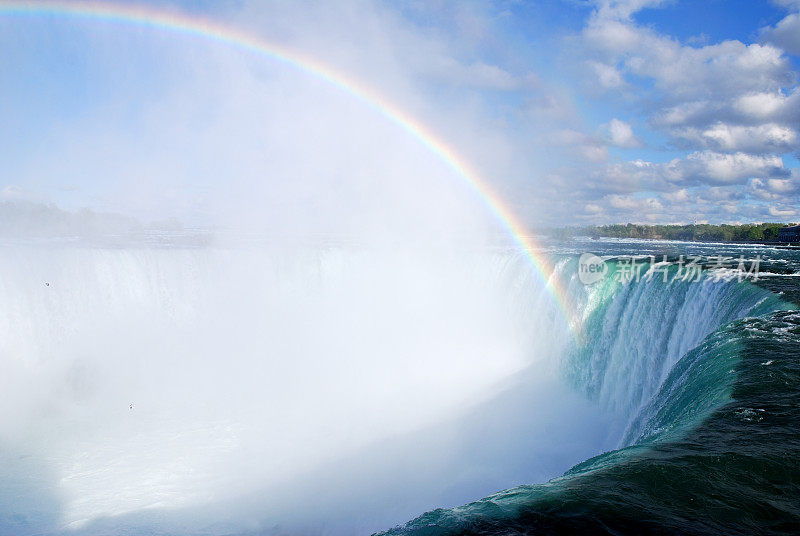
left=562, top=260, right=785, bottom=445
left=0, top=244, right=795, bottom=536
left=382, top=258, right=797, bottom=536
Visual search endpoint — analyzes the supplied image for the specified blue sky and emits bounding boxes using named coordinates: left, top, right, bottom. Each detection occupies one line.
left=1, top=0, right=800, bottom=226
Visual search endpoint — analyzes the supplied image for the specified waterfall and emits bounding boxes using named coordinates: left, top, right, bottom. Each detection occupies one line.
left=0, top=244, right=788, bottom=535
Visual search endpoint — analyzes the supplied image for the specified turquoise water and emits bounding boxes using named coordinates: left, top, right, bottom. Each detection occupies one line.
left=380, top=240, right=800, bottom=535
left=2, top=238, right=799, bottom=535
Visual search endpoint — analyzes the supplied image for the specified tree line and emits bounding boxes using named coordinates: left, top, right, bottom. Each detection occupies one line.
left=548, top=222, right=796, bottom=242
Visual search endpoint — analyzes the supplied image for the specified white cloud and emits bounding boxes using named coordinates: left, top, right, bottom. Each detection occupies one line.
left=582, top=144, right=610, bottom=162
left=585, top=203, right=604, bottom=214
left=607, top=194, right=640, bottom=209
left=607, top=194, right=662, bottom=211
left=651, top=101, right=713, bottom=127
left=584, top=19, right=642, bottom=53
left=591, top=0, right=670, bottom=21
left=552, top=129, right=609, bottom=162
left=575, top=194, right=666, bottom=221
left=650, top=89, right=800, bottom=130
left=602, top=118, right=642, bottom=148
left=524, top=91, right=574, bottom=121
left=584, top=151, right=788, bottom=199
left=663, top=188, right=689, bottom=202
left=769, top=205, right=798, bottom=217
left=570, top=2, right=800, bottom=224
left=734, top=91, right=788, bottom=118
left=581, top=10, right=797, bottom=121
left=673, top=122, right=798, bottom=153
left=762, top=12, right=800, bottom=56
left=587, top=60, right=625, bottom=88
left=638, top=39, right=786, bottom=99
left=674, top=151, right=787, bottom=185
left=766, top=178, right=800, bottom=193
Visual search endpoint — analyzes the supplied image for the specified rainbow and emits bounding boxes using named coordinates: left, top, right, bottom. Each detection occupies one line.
left=0, top=0, right=578, bottom=333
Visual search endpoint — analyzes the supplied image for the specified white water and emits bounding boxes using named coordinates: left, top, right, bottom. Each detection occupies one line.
left=0, top=245, right=778, bottom=535
left=563, top=264, right=778, bottom=445
left=1, top=243, right=607, bottom=535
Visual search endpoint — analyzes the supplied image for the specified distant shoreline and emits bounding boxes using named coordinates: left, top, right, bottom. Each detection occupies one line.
left=578, top=236, right=800, bottom=249
left=547, top=222, right=800, bottom=245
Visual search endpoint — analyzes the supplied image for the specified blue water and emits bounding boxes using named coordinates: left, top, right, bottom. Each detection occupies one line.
left=2, top=237, right=799, bottom=535
left=380, top=238, right=800, bottom=535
